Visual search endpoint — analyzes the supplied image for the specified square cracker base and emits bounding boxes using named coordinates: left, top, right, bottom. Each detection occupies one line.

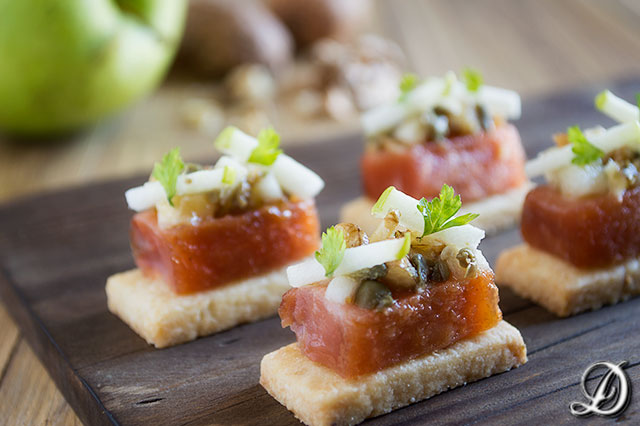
left=106, top=263, right=300, bottom=348
left=260, top=320, right=526, bottom=426
left=340, top=182, right=533, bottom=236
left=496, top=244, right=640, bottom=317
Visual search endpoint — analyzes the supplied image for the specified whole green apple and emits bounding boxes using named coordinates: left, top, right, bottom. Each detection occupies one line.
left=0, top=0, right=187, bottom=137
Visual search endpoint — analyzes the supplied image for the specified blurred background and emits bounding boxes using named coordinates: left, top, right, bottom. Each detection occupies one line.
left=0, top=0, right=639, bottom=423
left=1, top=0, right=640, bottom=204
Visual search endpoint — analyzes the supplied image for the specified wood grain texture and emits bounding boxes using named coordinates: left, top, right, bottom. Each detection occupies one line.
left=0, top=0, right=639, bottom=424
left=0, top=339, right=82, bottom=426
left=1, top=0, right=639, bottom=204
left=0, top=79, right=639, bottom=425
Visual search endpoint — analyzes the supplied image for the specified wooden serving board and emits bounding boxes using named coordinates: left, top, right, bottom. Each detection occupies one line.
left=1, top=79, right=640, bottom=425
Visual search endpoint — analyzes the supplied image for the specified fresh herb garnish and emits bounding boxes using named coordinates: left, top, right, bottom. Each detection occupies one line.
left=417, top=184, right=478, bottom=237
left=249, top=127, right=282, bottom=166
left=462, top=67, right=483, bottom=92
left=636, top=93, right=640, bottom=110
left=315, top=226, right=346, bottom=277
left=152, top=147, right=184, bottom=206
left=398, top=73, right=419, bottom=101
left=222, top=165, right=236, bottom=185
left=568, top=125, right=603, bottom=166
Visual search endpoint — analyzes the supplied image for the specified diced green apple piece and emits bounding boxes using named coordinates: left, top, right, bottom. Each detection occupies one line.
left=287, top=236, right=410, bottom=287
left=287, top=257, right=326, bottom=288
left=214, top=126, right=259, bottom=162
left=595, top=90, right=639, bottom=123
left=371, top=186, right=425, bottom=234
left=325, top=275, right=359, bottom=304
left=255, top=172, right=284, bottom=201
left=526, top=121, right=640, bottom=178
left=272, top=154, right=325, bottom=199
left=334, top=237, right=408, bottom=276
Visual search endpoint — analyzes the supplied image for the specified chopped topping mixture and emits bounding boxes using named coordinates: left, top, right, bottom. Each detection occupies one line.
left=287, top=185, right=485, bottom=308
left=361, top=70, right=521, bottom=146
left=527, top=91, right=640, bottom=200
left=361, top=123, right=527, bottom=202
left=281, top=187, right=499, bottom=378
left=125, top=126, right=325, bottom=228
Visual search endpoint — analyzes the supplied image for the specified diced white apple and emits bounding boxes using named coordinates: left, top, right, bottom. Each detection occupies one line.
left=325, top=275, right=360, bottom=304
left=214, top=126, right=258, bottom=162
left=526, top=121, right=640, bottom=178
left=176, top=169, right=225, bottom=195
left=287, top=257, right=326, bottom=288
left=214, top=155, right=249, bottom=183
left=125, top=167, right=241, bottom=212
left=595, top=90, right=639, bottom=123
left=371, top=186, right=425, bottom=234
left=125, top=181, right=165, bottom=212
left=591, top=121, right=640, bottom=153
left=525, top=144, right=573, bottom=178
left=406, top=78, right=447, bottom=111
left=547, top=162, right=607, bottom=198
left=255, top=172, right=284, bottom=201
left=393, top=117, right=426, bottom=144
left=476, top=86, right=521, bottom=120
left=271, top=154, right=325, bottom=199
left=361, top=103, right=409, bottom=137
left=334, top=237, right=407, bottom=276
left=423, top=224, right=485, bottom=250
left=434, top=96, right=464, bottom=116
left=287, top=236, right=409, bottom=287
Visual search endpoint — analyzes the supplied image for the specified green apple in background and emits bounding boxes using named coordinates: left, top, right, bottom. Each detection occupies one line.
left=0, top=0, right=187, bottom=137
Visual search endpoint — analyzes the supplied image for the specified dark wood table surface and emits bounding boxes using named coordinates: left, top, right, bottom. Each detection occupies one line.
left=1, top=78, right=639, bottom=425
left=1, top=1, right=640, bottom=424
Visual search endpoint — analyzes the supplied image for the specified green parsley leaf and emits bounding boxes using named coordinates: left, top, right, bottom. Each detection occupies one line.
left=315, top=226, right=346, bottom=277
left=417, top=184, right=479, bottom=237
left=462, top=67, right=483, bottom=92
left=249, top=127, right=282, bottom=166
left=222, top=165, right=236, bottom=185
left=152, top=147, right=184, bottom=206
left=568, top=125, right=603, bottom=166
left=398, top=73, right=419, bottom=101
left=636, top=93, right=640, bottom=110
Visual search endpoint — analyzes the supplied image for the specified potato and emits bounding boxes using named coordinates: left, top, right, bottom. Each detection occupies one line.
left=266, top=0, right=372, bottom=48
left=178, top=0, right=293, bottom=77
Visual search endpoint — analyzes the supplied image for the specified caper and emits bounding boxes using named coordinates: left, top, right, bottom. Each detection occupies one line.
left=456, top=248, right=478, bottom=278
left=368, top=264, right=388, bottom=280
left=427, top=258, right=450, bottom=282
left=349, top=264, right=388, bottom=281
left=435, top=106, right=474, bottom=136
left=409, top=253, right=429, bottom=286
left=475, top=104, right=494, bottom=131
left=456, top=248, right=476, bottom=268
left=355, top=280, right=393, bottom=310
left=424, top=111, right=449, bottom=141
